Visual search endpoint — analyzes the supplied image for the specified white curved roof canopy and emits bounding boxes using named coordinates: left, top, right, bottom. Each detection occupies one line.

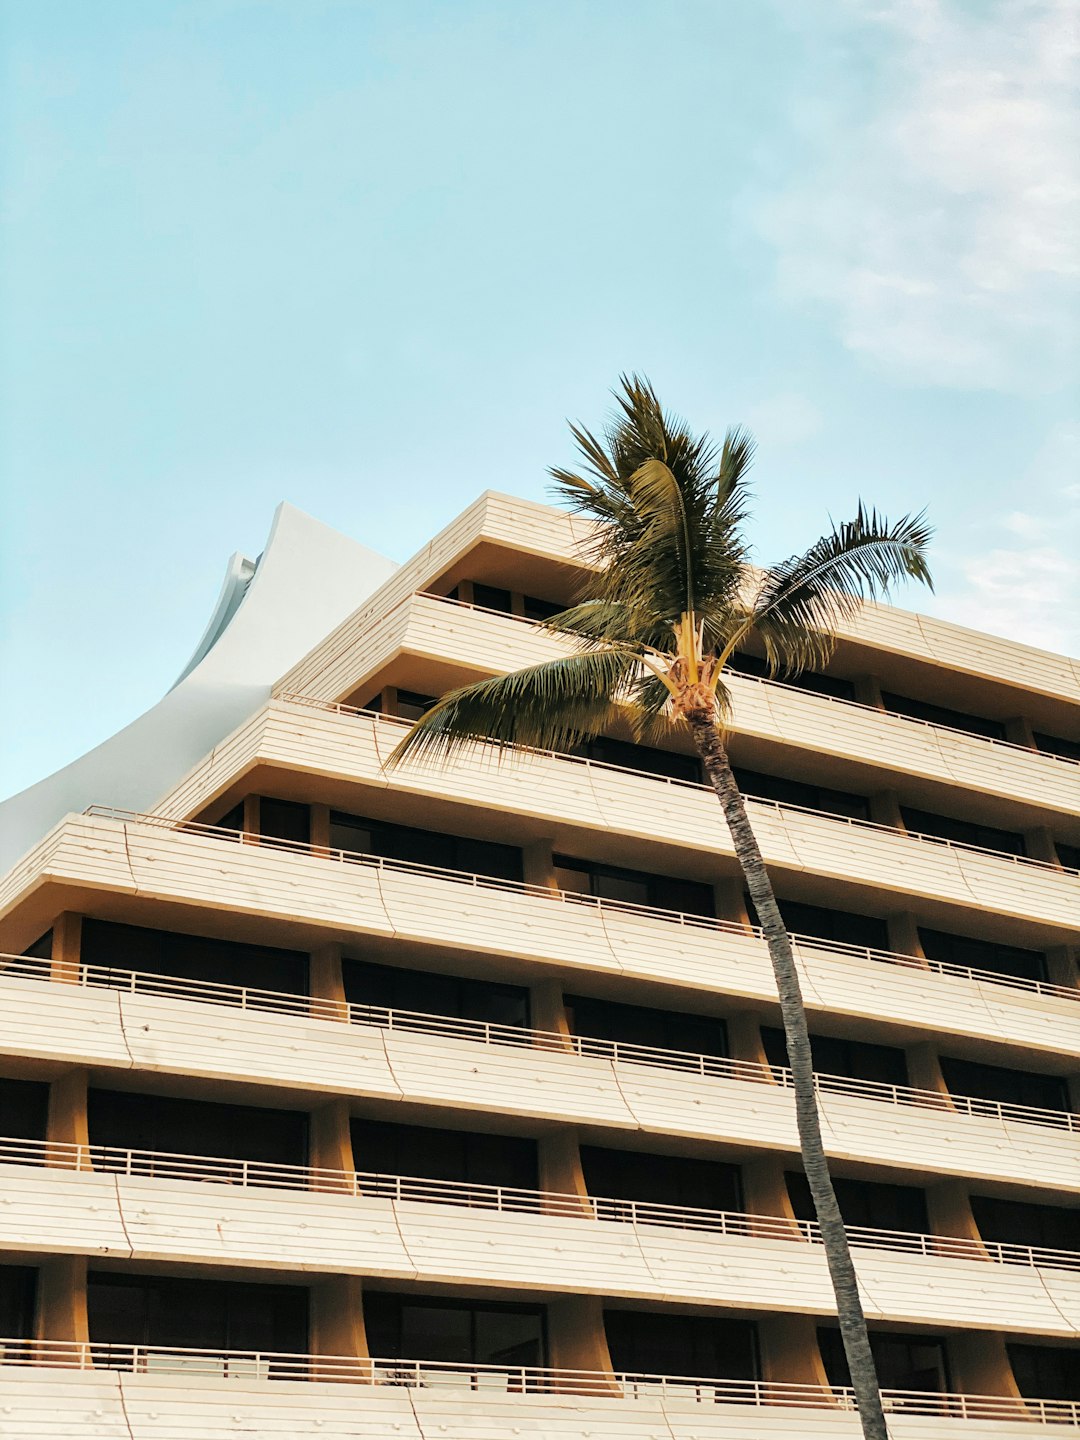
left=0, top=502, right=399, bottom=872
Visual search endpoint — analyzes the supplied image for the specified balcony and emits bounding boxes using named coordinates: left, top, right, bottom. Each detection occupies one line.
left=266, top=592, right=1080, bottom=828
left=1, top=1340, right=1077, bottom=1438
left=1, top=1135, right=1078, bottom=1337
left=1, top=945, right=1078, bottom=1193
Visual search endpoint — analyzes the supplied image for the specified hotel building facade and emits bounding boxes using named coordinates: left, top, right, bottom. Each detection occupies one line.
left=0, top=491, right=1077, bottom=1438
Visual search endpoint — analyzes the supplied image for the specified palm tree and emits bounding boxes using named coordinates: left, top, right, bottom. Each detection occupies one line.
left=388, top=375, right=933, bottom=1439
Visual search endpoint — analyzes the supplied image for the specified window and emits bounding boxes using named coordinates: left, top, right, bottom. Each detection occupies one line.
left=939, top=1056, right=1071, bottom=1115
left=365, top=1293, right=546, bottom=1367
left=786, top=1171, right=929, bottom=1234
left=733, top=767, right=869, bottom=822
left=88, top=1089, right=309, bottom=1169
left=468, top=583, right=513, bottom=614
left=747, top=896, right=889, bottom=952
left=88, top=1271, right=308, bottom=1355
left=1008, top=1344, right=1080, bottom=1402
left=1057, top=842, right=1080, bottom=871
left=567, top=994, right=728, bottom=1059
left=604, top=1310, right=758, bottom=1380
left=728, top=651, right=856, bottom=702
left=351, top=1118, right=538, bottom=1191
left=571, top=735, right=702, bottom=785
left=0, top=1266, right=37, bottom=1341
left=918, top=927, right=1047, bottom=984
left=330, top=812, right=523, bottom=883
left=521, top=593, right=565, bottom=622
left=1033, top=731, right=1080, bottom=762
left=762, top=1027, right=909, bottom=1088
left=80, top=919, right=309, bottom=998
left=216, top=801, right=245, bottom=834
left=901, top=806, right=1026, bottom=857
left=259, top=798, right=311, bottom=847
left=881, top=691, right=1006, bottom=741
left=343, top=957, right=529, bottom=1029
left=581, top=1145, right=742, bottom=1214
left=0, top=1077, right=48, bottom=1142
left=818, top=1326, right=949, bottom=1393
left=554, top=855, right=714, bottom=917
left=971, top=1196, right=1080, bottom=1255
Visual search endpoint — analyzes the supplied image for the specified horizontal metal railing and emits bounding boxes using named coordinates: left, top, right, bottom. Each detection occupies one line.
left=413, top=590, right=1080, bottom=771
left=4, top=942, right=1078, bottom=1135
left=75, top=804, right=1080, bottom=1006
left=276, top=692, right=1080, bottom=878
left=0, top=1337, right=1076, bottom=1424
left=2, top=1134, right=1076, bottom=1274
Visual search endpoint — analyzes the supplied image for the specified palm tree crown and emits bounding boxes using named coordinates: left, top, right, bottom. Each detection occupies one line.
left=388, top=374, right=933, bottom=1440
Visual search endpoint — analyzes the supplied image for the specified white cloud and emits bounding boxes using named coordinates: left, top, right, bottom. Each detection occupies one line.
left=760, top=0, right=1080, bottom=389
left=924, top=423, right=1080, bottom=652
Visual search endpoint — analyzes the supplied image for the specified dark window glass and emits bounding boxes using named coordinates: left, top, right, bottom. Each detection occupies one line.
left=971, top=1196, right=1080, bottom=1255
left=747, top=895, right=889, bottom=952
left=728, top=651, right=856, bottom=702
left=581, top=1145, right=742, bottom=1213
left=330, top=812, right=523, bottom=883
left=88, top=1271, right=308, bottom=1354
left=521, top=594, right=565, bottom=622
left=881, top=691, right=1006, bottom=741
left=1008, top=1344, right=1080, bottom=1402
left=343, top=958, right=529, bottom=1028
left=567, top=994, right=728, bottom=1059
left=0, top=1078, right=48, bottom=1142
left=1057, top=842, right=1080, bottom=871
left=554, top=856, right=714, bottom=918
left=22, top=930, right=53, bottom=961
left=786, top=1171, right=929, bottom=1234
left=574, top=736, right=702, bottom=785
left=939, top=1056, right=1071, bottom=1115
left=733, top=767, right=869, bottom=822
left=88, top=1089, right=308, bottom=1168
left=762, top=1027, right=908, bottom=1088
left=1034, top=731, right=1080, bottom=762
left=918, top=927, right=1047, bottom=984
left=901, top=806, right=1026, bottom=857
left=351, top=1118, right=538, bottom=1191
left=819, top=1326, right=949, bottom=1393
left=604, top=1309, right=758, bottom=1380
left=0, top=1266, right=37, bottom=1340
left=81, top=919, right=308, bottom=997
left=395, top=690, right=437, bottom=722
left=216, top=802, right=244, bottom=834
left=471, top=583, right=513, bottom=614
left=364, top=1293, right=545, bottom=1366
left=259, top=798, right=310, bottom=847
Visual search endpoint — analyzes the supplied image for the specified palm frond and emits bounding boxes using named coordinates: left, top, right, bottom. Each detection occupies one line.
left=385, top=649, right=636, bottom=768
left=749, top=505, right=934, bottom=675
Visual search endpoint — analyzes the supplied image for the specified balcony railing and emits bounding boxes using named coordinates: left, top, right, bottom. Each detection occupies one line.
left=412, top=590, right=1080, bottom=771
left=74, top=807, right=1080, bottom=1006
left=5, top=940, right=1078, bottom=1136
left=0, top=1337, right=1076, bottom=1425
left=3, top=1134, right=1077, bottom=1274
left=275, top=693, right=1080, bottom=879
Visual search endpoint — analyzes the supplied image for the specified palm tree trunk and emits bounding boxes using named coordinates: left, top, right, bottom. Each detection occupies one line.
left=685, top=708, right=889, bottom=1440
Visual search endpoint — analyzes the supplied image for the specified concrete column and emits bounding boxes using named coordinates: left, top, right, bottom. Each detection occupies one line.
left=454, top=580, right=475, bottom=605
left=869, top=788, right=904, bottom=830
left=531, top=979, right=571, bottom=1041
left=538, top=1128, right=590, bottom=1212
left=311, top=803, right=331, bottom=857
left=1024, top=826, right=1059, bottom=865
left=51, top=911, right=83, bottom=985
left=926, top=1180, right=988, bottom=1254
left=742, top=1154, right=803, bottom=1238
left=853, top=675, right=885, bottom=710
left=1046, top=946, right=1079, bottom=991
left=759, top=1312, right=832, bottom=1391
left=47, top=1067, right=90, bottom=1169
left=241, top=793, right=260, bottom=842
left=885, top=911, right=928, bottom=964
left=310, top=942, right=349, bottom=1022
left=34, top=1255, right=89, bottom=1361
left=522, top=838, right=559, bottom=892
left=950, top=1331, right=1025, bottom=1403
left=311, top=1275, right=370, bottom=1380
left=727, top=1012, right=771, bottom=1071
left=509, top=590, right=526, bottom=617
left=714, top=877, right=751, bottom=929
left=905, top=1042, right=956, bottom=1109
left=311, top=1099, right=355, bottom=1192
left=547, top=1295, right=617, bottom=1389
left=1004, top=716, right=1037, bottom=750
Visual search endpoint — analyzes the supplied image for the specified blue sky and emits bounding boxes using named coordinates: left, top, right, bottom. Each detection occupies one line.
left=2, top=0, right=1077, bottom=800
